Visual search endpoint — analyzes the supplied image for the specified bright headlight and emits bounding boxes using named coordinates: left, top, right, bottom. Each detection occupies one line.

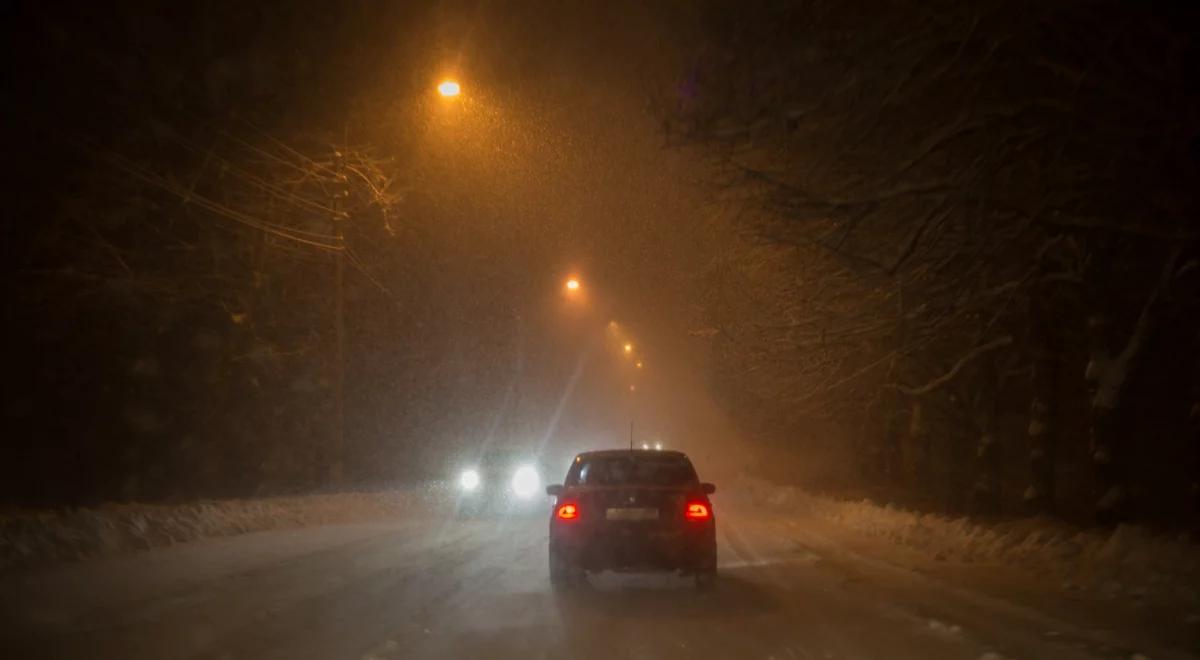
left=511, top=465, right=540, bottom=498
left=459, top=469, right=480, bottom=491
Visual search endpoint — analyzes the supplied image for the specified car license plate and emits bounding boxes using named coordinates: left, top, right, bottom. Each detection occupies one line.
left=606, top=507, right=659, bottom=521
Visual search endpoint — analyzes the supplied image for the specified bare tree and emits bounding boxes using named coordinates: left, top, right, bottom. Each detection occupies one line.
left=660, top=0, right=1199, bottom=519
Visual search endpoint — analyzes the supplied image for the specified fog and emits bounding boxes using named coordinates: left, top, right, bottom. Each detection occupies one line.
left=5, top=0, right=1197, bottom=528
left=5, top=2, right=1199, bottom=658
left=5, top=0, right=765, bottom=504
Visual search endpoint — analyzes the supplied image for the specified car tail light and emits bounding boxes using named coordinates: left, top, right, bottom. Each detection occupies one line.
left=556, top=502, right=579, bottom=521
left=685, top=501, right=710, bottom=521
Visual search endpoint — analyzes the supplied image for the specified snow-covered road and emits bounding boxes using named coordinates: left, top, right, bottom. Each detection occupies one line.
left=1, top=501, right=1192, bottom=659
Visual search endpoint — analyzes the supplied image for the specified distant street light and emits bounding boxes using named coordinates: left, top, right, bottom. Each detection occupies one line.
left=438, top=80, right=461, bottom=97
left=623, top=343, right=633, bottom=354
left=635, top=361, right=643, bottom=369
left=565, top=278, right=581, bottom=291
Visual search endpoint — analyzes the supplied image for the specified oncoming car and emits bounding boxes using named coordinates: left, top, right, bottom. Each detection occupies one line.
left=545, top=449, right=717, bottom=590
left=454, top=449, right=550, bottom=516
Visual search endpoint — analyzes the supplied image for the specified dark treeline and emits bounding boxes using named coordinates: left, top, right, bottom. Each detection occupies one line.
left=662, top=0, right=1200, bottom=526
left=3, top=1, right=598, bottom=505
left=5, top=0, right=1198, bottom=532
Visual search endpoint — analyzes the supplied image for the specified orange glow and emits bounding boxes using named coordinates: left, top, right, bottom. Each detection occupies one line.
left=565, top=278, right=581, bottom=291
left=623, top=343, right=633, bottom=354
left=635, top=361, right=643, bottom=369
left=685, top=502, right=710, bottom=521
left=437, top=80, right=461, bottom=97
left=556, top=502, right=579, bottom=520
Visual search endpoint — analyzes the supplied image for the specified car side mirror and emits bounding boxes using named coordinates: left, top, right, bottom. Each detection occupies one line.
left=546, top=484, right=563, bottom=497
left=700, top=483, right=716, bottom=495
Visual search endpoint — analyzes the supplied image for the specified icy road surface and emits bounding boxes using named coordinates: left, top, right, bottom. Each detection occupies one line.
left=1, top=502, right=1191, bottom=660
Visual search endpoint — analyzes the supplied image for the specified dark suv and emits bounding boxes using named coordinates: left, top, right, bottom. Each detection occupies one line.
left=545, top=449, right=717, bottom=590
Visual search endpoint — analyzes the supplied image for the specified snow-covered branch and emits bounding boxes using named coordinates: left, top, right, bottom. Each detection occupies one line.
left=896, top=335, right=1013, bottom=396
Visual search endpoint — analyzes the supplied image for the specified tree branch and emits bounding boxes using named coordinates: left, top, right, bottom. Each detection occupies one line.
left=895, top=335, right=1013, bottom=396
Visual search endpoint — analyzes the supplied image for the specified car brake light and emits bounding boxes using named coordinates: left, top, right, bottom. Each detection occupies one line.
left=685, top=502, right=710, bottom=521
left=556, top=502, right=579, bottom=520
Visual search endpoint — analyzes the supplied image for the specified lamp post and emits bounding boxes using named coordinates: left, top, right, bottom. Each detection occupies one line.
left=330, top=77, right=464, bottom=485
left=330, top=149, right=349, bottom=485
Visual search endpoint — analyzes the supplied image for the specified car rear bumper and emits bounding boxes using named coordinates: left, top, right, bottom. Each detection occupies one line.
left=552, top=524, right=716, bottom=573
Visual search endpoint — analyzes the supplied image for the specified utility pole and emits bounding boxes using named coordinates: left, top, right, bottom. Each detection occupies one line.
left=331, top=149, right=348, bottom=485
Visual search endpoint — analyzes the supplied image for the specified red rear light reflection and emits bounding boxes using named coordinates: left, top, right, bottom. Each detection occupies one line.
left=556, top=503, right=579, bottom=520
left=685, top=502, right=710, bottom=521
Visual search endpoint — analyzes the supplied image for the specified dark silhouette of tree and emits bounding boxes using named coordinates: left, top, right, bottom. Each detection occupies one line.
left=3, top=1, right=540, bottom=503
left=660, top=0, right=1200, bottom=521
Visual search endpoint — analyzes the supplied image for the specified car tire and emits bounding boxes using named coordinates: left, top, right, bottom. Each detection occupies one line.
left=549, top=546, right=582, bottom=591
left=694, top=548, right=717, bottom=592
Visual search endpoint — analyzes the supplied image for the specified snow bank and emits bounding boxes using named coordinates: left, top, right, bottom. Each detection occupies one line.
left=0, top=489, right=429, bottom=570
left=739, top=478, right=1200, bottom=601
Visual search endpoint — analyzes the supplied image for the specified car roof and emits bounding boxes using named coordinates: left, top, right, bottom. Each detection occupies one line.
left=574, top=449, right=690, bottom=460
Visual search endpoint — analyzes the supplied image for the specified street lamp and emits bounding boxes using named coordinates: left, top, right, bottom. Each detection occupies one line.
left=565, top=278, right=581, bottom=291
left=623, top=343, right=633, bottom=355
left=635, top=361, right=643, bottom=369
left=437, top=80, right=461, bottom=97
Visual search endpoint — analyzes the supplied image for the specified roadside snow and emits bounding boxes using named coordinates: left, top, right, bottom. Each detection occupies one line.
left=0, top=489, right=428, bottom=570
left=739, top=478, right=1200, bottom=603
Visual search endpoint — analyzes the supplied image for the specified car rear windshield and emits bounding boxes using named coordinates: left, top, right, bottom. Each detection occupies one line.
left=565, top=455, right=698, bottom=487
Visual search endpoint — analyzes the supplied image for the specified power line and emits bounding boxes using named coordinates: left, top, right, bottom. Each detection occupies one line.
left=89, top=142, right=343, bottom=251
left=161, top=129, right=341, bottom=218
left=345, top=248, right=395, bottom=298
left=232, top=114, right=340, bottom=177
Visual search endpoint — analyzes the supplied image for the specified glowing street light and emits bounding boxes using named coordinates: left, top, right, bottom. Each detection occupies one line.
left=635, top=361, right=643, bottom=369
left=565, top=278, right=581, bottom=291
left=623, top=343, right=633, bottom=354
left=437, top=80, right=461, bottom=97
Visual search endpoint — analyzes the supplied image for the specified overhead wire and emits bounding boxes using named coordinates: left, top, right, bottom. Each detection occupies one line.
left=215, top=124, right=327, bottom=179
left=161, top=128, right=341, bottom=219
left=344, top=248, right=395, bottom=298
left=232, top=113, right=340, bottom=177
left=35, top=31, right=341, bottom=230
left=90, top=142, right=343, bottom=251
left=43, top=18, right=410, bottom=308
